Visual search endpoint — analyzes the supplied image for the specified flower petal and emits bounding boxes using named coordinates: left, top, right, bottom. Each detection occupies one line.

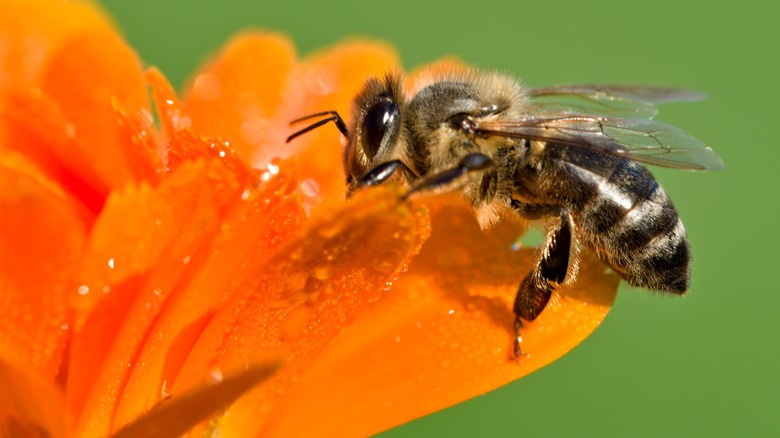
left=145, top=67, right=259, bottom=187
left=259, top=207, right=619, bottom=437
left=0, top=88, right=108, bottom=216
left=0, top=152, right=86, bottom=378
left=0, top=0, right=116, bottom=89
left=0, top=0, right=160, bottom=214
left=112, top=360, right=279, bottom=438
left=0, top=352, right=68, bottom=438
left=111, top=165, right=307, bottom=432
left=183, top=33, right=297, bottom=162
left=171, top=187, right=429, bottom=436
left=68, top=157, right=246, bottom=437
left=38, top=28, right=153, bottom=192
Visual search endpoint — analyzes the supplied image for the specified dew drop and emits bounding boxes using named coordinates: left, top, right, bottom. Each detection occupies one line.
left=208, top=367, right=224, bottom=383
left=107, top=258, right=115, bottom=269
left=77, top=285, right=89, bottom=296
left=135, top=108, right=154, bottom=128
left=311, top=265, right=331, bottom=280
left=289, top=247, right=305, bottom=261
left=300, top=179, right=320, bottom=197
left=193, top=73, right=222, bottom=101
left=161, top=380, right=171, bottom=399
left=65, top=123, right=76, bottom=138
left=182, top=255, right=191, bottom=264
left=304, top=65, right=339, bottom=95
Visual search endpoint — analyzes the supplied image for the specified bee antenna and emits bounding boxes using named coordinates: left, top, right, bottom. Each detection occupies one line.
left=286, top=111, right=349, bottom=143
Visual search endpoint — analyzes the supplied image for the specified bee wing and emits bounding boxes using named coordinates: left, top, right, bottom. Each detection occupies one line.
left=529, top=85, right=705, bottom=118
left=477, top=115, right=724, bottom=171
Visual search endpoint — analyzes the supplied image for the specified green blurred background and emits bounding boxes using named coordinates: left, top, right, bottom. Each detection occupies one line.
left=99, top=0, right=777, bottom=435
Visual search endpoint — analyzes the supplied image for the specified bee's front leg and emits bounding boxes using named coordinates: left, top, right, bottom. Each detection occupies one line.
left=402, top=153, right=495, bottom=200
left=513, top=210, right=573, bottom=358
left=350, top=160, right=418, bottom=197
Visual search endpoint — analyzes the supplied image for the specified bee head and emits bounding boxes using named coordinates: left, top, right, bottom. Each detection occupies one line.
left=344, top=73, right=406, bottom=190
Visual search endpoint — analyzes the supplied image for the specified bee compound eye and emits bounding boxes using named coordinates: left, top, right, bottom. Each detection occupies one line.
left=361, top=98, right=399, bottom=158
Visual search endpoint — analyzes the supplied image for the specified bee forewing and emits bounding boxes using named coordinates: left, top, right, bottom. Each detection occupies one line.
left=529, top=85, right=705, bottom=119
left=477, top=116, right=725, bottom=171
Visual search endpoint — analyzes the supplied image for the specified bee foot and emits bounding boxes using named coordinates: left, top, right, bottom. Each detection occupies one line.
left=512, top=318, right=526, bottom=360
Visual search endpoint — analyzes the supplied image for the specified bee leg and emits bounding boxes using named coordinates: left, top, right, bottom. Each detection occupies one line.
left=402, top=153, right=495, bottom=200
left=356, top=160, right=418, bottom=189
left=349, top=160, right=420, bottom=198
left=513, top=210, right=573, bottom=358
left=510, top=200, right=560, bottom=220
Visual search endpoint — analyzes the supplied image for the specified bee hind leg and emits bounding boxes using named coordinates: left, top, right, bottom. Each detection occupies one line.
left=513, top=210, right=573, bottom=358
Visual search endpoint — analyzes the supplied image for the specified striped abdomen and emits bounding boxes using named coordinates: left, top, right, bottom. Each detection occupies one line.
left=542, top=146, right=691, bottom=294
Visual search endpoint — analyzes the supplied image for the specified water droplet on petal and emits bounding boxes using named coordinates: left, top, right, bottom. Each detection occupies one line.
left=305, top=65, right=339, bottom=95
left=300, top=179, right=320, bottom=197
left=135, top=108, right=154, bottom=128
left=77, top=285, right=89, bottom=296
left=208, top=367, right=224, bottom=383
left=311, top=265, right=331, bottom=280
left=178, top=116, right=191, bottom=129
left=193, top=73, right=222, bottom=101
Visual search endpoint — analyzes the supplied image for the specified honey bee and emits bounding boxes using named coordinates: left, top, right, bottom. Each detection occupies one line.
left=287, top=68, right=724, bottom=358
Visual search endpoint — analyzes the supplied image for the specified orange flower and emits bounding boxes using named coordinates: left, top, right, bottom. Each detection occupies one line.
left=0, top=0, right=619, bottom=436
